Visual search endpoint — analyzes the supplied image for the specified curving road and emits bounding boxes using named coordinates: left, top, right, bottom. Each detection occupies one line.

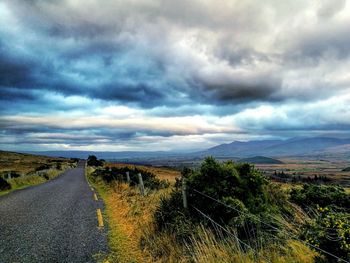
left=0, top=161, right=108, bottom=263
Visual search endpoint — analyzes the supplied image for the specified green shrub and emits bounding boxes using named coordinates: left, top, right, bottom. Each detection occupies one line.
left=301, top=206, right=350, bottom=262
left=1, top=171, right=21, bottom=179
left=0, top=177, right=11, bottom=191
left=87, top=155, right=104, bottom=167
left=56, top=163, right=62, bottom=170
left=35, top=164, right=51, bottom=171
left=154, top=157, right=281, bottom=241
left=290, top=184, right=350, bottom=210
left=155, top=191, right=193, bottom=241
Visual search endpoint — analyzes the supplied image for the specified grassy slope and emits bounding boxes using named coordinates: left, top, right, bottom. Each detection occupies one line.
left=0, top=151, right=75, bottom=195
left=0, top=150, right=68, bottom=174
left=89, top=164, right=317, bottom=263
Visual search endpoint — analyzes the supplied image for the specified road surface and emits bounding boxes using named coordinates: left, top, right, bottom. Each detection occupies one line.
left=0, top=161, right=108, bottom=262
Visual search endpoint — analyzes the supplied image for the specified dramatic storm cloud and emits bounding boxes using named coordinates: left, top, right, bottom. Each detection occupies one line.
left=0, top=0, right=350, bottom=151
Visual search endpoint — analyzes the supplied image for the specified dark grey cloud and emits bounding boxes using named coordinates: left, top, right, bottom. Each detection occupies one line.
left=0, top=43, right=36, bottom=88
left=0, top=87, right=37, bottom=101
left=93, top=83, right=166, bottom=107
left=0, top=0, right=286, bottom=109
left=188, top=75, right=281, bottom=104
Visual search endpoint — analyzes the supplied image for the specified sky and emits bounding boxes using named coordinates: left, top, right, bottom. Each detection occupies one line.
left=0, top=0, right=350, bottom=152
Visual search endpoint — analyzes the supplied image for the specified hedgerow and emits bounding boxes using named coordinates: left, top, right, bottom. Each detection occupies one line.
left=92, top=166, right=170, bottom=190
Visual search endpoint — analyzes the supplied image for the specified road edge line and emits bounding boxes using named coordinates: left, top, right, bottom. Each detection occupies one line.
left=97, top=208, right=104, bottom=227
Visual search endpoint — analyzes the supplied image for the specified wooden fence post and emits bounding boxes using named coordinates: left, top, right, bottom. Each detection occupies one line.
left=182, top=178, right=188, bottom=209
left=126, top=171, right=130, bottom=183
left=138, top=173, right=145, bottom=196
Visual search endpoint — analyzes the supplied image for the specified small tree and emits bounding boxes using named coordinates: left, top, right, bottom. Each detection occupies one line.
left=87, top=155, right=103, bottom=167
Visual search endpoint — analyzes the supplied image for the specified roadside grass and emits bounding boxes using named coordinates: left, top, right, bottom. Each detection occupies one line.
left=0, top=164, right=73, bottom=196
left=88, top=164, right=317, bottom=263
left=0, top=175, right=46, bottom=196
left=87, top=167, right=151, bottom=262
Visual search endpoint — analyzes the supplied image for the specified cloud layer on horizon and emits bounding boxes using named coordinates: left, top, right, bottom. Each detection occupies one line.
left=0, top=0, right=350, bottom=151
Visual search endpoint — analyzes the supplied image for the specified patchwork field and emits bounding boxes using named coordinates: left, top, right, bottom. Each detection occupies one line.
left=256, top=158, right=350, bottom=186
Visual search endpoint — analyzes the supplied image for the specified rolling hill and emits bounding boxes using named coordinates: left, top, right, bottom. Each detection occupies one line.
left=237, top=156, right=284, bottom=164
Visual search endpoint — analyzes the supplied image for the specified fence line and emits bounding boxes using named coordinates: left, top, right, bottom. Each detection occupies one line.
left=191, top=205, right=272, bottom=263
left=187, top=185, right=350, bottom=263
left=102, top=168, right=349, bottom=262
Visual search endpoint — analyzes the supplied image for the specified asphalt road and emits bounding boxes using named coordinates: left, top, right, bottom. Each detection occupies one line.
left=0, top=161, right=108, bottom=263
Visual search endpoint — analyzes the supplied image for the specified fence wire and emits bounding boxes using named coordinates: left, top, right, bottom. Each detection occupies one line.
left=188, top=186, right=350, bottom=263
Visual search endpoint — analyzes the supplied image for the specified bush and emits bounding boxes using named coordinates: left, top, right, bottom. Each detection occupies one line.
left=87, top=155, right=104, bottom=167
left=301, top=207, right=350, bottom=262
left=55, top=163, right=62, bottom=170
left=35, top=164, right=51, bottom=171
left=290, top=184, right=350, bottom=210
left=2, top=171, right=21, bottom=179
left=0, top=177, right=11, bottom=191
left=291, top=184, right=350, bottom=261
left=155, top=157, right=280, bottom=241
left=155, top=191, right=193, bottom=240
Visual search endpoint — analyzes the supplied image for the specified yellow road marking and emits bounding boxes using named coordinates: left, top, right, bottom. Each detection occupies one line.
left=96, top=209, right=104, bottom=227
left=93, top=193, right=98, bottom=201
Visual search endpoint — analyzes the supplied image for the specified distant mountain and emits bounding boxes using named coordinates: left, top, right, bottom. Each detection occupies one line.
left=22, top=137, right=350, bottom=161
left=199, top=137, right=350, bottom=158
left=200, top=140, right=281, bottom=157
left=237, top=156, right=284, bottom=164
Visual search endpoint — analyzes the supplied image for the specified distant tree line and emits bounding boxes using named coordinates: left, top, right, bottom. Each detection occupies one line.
left=271, top=170, right=331, bottom=184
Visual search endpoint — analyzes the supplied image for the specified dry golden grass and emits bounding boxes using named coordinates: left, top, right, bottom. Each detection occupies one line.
left=186, top=227, right=317, bottom=263
left=0, top=150, right=69, bottom=174
left=88, top=169, right=170, bottom=262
